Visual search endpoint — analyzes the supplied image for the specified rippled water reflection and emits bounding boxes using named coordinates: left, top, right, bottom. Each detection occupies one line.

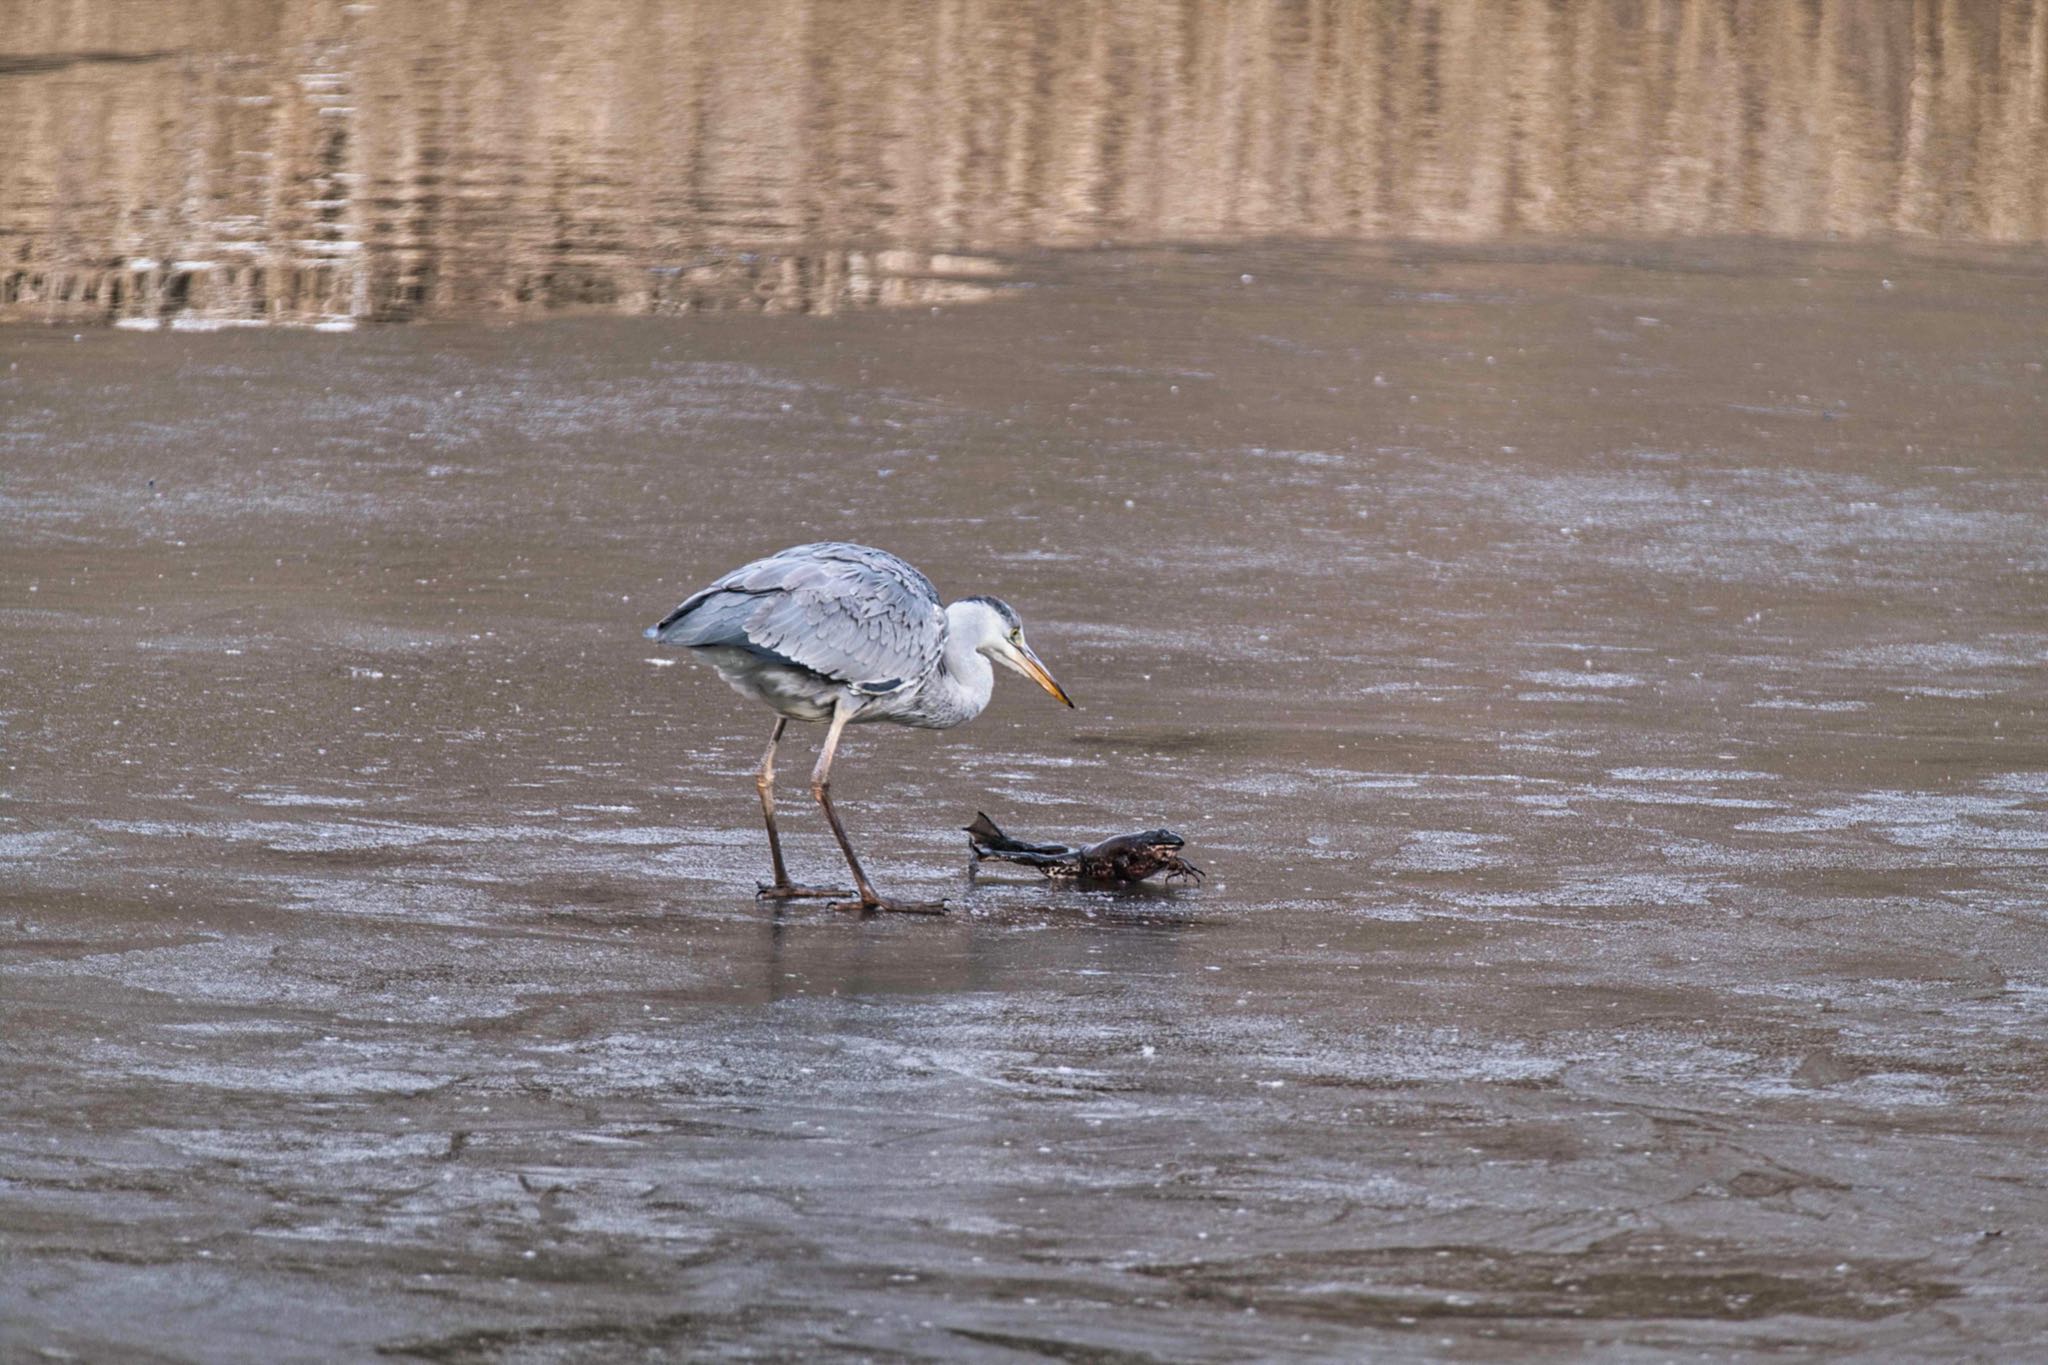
left=3, top=0, right=2045, bottom=326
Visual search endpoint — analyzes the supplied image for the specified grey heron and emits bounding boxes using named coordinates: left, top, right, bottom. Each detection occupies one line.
left=646, top=542, right=1073, bottom=913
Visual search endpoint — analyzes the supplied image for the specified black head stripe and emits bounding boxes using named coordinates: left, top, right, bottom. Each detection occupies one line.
left=960, top=595, right=1022, bottom=631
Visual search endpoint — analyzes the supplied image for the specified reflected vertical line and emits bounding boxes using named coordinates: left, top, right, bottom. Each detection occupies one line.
left=1898, top=0, right=1937, bottom=236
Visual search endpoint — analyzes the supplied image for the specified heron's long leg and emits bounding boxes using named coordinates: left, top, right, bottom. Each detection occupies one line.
left=755, top=716, right=850, bottom=901
left=811, top=700, right=947, bottom=915
left=810, top=701, right=879, bottom=904
left=757, top=717, right=792, bottom=886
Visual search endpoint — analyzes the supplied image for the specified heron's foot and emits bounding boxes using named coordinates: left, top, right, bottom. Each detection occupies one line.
left=828, top=896, right=950, bottom=917
left=756, top=880, right=855, bottom=902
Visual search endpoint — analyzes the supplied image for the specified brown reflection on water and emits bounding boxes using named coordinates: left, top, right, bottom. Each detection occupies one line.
left=3, top=0, right=2045, bottom=326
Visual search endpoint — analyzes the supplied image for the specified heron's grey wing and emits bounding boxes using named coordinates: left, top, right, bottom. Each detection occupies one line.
left=739, top=545, right=947, bottom=690
left=651, top=543, right=946, bottom=691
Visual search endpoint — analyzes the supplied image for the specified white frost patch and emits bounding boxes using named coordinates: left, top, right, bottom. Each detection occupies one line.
left=241, top=790, right=370, bottom=809
left=1548, top=873, right=1723, bottom=909
left=1882, top=824, right=2048, bottom=851
left=1582, top=786, right=1782, bottom=810
left=644, top=657, right=677, bottom=667
left=1449, top=872, right=1722, bottom=911
left=1242, top=446, right=1347, bottom=466
left=1296, top=1028, right=1566, bottom=1087
left=0, top=830, right=74, bottom=860
left=569, top=826, right=682, bottom=846
left=1516, top=690, right=1625, bottom=705
left=1737, top=814, right=1839, bottom=834
left=1518, top=670, right=1644, bottom=689
left=1747, top=697, right=1869, bottom=712
left=1213, top=772, right=1317, bottom=797
left=142, top=1127, right=453, bottom=1162
left=262, top=822, right=444, bottom=852
left=93, top=816, right=555, bottom=852
left=1382, top=830, right=1505, bottom=872
left=1342, top=775, right=1423, bottom=791
left=1735, top=787, right=2038, bottom=848
left=1828, top=641, right=2045, bottom=671
left=1749, top=1070, right=1954, bottom=1109
left=1609, top=767, right=1773, bottom=783
left=125, top=1061, right=453, bottom=1096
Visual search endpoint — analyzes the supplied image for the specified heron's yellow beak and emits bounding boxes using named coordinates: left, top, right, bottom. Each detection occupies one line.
left=1006, top=637, right=1074, bottom=708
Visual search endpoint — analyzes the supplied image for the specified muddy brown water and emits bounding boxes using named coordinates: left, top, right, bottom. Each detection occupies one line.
left=6, top=239, right=2046, bottom=1360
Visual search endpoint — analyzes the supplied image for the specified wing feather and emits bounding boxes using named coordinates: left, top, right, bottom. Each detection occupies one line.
left=650, top=543, right=946, bottom=691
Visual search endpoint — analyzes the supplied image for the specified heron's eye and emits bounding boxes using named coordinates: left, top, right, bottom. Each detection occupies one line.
left=1009, top=629, right=1022, bottom=644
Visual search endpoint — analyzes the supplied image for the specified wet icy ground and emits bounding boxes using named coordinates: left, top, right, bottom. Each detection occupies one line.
left=4, top=242, right=2046, bottom=1360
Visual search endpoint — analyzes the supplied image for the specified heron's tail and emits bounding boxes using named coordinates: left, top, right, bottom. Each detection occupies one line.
left=648, top=586, right=767, bottom=649
left=646, top=590, right=717, bottom=645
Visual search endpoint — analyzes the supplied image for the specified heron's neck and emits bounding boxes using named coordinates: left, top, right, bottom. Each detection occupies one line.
left=926, top=601, right=996, bottom=726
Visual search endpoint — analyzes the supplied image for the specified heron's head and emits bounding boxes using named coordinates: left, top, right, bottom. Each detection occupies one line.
left=956, top=595, right=1074, bottom=708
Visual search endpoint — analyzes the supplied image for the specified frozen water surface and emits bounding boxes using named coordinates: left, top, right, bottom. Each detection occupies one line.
left=5, top=245, right=2048, bottom=1357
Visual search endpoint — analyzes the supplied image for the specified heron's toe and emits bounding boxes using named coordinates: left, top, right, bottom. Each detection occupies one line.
left=756, top=881, right=855, bottom=901
left=830, top=896, right=949, bottom=917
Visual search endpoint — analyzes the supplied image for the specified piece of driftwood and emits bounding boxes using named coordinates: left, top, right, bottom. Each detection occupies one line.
left=964, top=812, right=1205, bottom=884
